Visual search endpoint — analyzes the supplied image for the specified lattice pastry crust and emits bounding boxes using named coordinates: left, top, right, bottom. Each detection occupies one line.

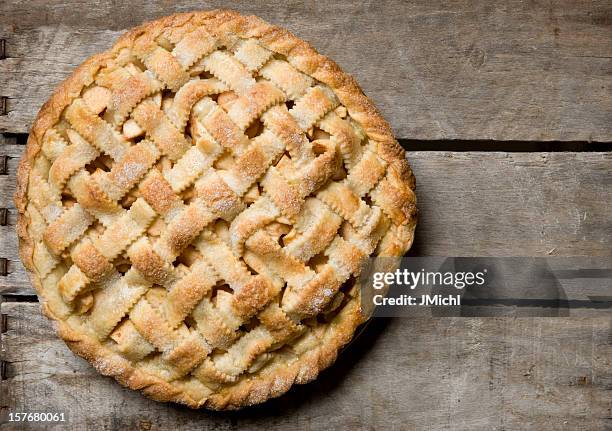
left=15, top=10, right=417, bottom=409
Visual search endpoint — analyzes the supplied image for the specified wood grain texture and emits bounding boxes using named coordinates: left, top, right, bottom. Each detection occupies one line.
left=1, top=0, right=611, bottom=140
left=2, top=150, right=611, bottom=295
left=0, top=138, right=28, bottom=295
left=1, top=302, right=610, bottom=430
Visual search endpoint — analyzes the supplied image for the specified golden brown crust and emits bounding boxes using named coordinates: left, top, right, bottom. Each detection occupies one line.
left=15, top=9, right=417, bottom=409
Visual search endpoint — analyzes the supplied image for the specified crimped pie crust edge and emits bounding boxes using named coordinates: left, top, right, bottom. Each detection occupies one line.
left=15, top=9, right=417, bottom=409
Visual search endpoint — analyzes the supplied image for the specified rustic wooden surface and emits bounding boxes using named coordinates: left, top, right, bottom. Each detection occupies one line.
left=1, top=0, right=612, bottom=141
left=0, top=1, right=611, bottom=430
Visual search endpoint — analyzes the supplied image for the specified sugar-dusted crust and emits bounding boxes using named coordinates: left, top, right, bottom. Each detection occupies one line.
left=15, top=9, right=417, bottom=409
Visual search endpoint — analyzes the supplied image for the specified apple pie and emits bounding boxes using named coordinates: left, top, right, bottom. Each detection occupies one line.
left=15, top=10, right=417, bottom=409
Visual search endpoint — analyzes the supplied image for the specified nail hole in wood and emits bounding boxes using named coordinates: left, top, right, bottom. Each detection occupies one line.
left=0, top=156, right=7, bottom=175
left=0, top=208, right=7, bottom=226
left=0, top=39, right=5, bottom=60
left=0, top=258, right=7, bottom=276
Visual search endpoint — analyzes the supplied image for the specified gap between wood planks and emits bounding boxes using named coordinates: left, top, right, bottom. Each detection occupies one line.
left=401, top=139, right=612, bottom=152
left=1, top=294, right=37, bottom=303
left=4, top=133, right=612, bottom=152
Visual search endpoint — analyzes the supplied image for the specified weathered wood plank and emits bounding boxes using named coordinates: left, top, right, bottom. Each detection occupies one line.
left=0, top=140, right=27, bottom=295
left=0, top=143, right=21, bottom=208
left=0, top=138, right=26, bottom=294
left=1, top=0, right=611, bottom=140
left=1, top=302, right=610, bottom=430
left=1, top=151, right=611, bottom=295
left=408, top=151, right=612, bottom=257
